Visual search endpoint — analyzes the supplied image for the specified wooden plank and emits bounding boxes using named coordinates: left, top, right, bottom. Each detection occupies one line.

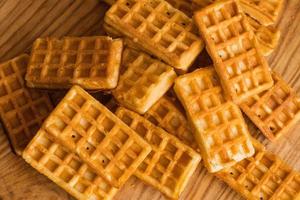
left=0, top=0, right=299, bottom=199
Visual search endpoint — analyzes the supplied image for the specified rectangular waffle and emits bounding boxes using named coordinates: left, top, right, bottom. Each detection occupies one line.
left=144, top=96, right=199, bottom=151
left=41, top=85, right=151, bottom=188
left=174, top=67, right=254, bottom=172
left=26, top=36, right=123, bottom=90
left=23, top=129, right=118, bottom=200
left=247, top=16, right=281, bottom=56
left=112, top=48, right=177, bottom=114
left=240, top=0, right=285, bottom=26
left=240, top=72, right=300, bottom=141
left=104, top=0, right=204, bottom=71
left=194, top=0, right=273, bottom=103
left=0, top=54, right=53, bottom=155
left=115, top=107, right=201, bottom=199
left=216, top=139, right=300, bottom=200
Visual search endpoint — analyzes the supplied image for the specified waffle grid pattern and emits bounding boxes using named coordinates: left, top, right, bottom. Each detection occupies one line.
left=0, top=55, right=53, bottom=154
left=26, top=36, right=123, bottom=90
left=116, top=107, right=201, bottom=199
left=240, top=73, right=300, bottom=141
left=23, top=130, right=118, bottom=200
left=217, top=140, right=300, bottom=200
left=194, top=0, right=273, bottom=103
left=144, top=96, right=199, bottom=151
left=43, top=86, right=151, bottom=187
left=105, top=0, right=204, bottom=71
left=174, top=68, right=254, bottom=172
left=113, top=48, right=177, bottom=114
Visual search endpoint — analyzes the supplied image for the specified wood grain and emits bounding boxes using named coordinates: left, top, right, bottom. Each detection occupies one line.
left=0, top=0, right=299, bottom=199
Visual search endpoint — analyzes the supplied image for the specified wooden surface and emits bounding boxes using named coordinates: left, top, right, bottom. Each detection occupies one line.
left=0, top=0, right=299, bottom=199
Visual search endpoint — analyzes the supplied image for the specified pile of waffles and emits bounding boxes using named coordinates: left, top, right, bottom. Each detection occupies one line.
left=0, top=0, right=299, bottom=199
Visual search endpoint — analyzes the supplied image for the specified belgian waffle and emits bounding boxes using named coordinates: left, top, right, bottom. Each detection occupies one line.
left=112, top=48, right=177, bottom=114
left=194, top=0, right=273, bottom=103
left=240, top=72, right=300, bottom=141
left=174, top=67, right=254, bottom=172
left=26, top=36, right=123, bottom=90
left=216, top=139, right=300, bottom=200
left=240, top=0, right=285, bottom=26
left=23, top=129, right=118, bottom=200
left=144, top=96, right=199, bottom=151
left=0, top=54, right=53, bottom=155
left=116, top=107, right=201, bottom=199
left=104, top=0, right=204, bottom=71
left=41, top=85, right=151, bottom=187
left=247, top=16, right=281, bottom=56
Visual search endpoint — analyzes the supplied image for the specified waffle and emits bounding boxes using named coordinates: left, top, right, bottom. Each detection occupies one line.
left=247, top=16, right=281, bottom=56
left=0, top=54, right=53, bottom=155
left=240, top=0, right=285, bottom=26
left=26, top=36, right=123, bottom=90
left=115, top=107, right=201, bottom=199
left=144, top=96, right=199, bottom=151
left=23, top=129, right=118, bottom=200
left=112, top=48, right=177, bottom=114
left=41, top=85, right=151, bottom=187
left=174, top=67, right=254, bottom=172
left=194, top=0, right=274, bottom=103
left=104, top=0, right=204, bottom=71
left=240, top=72, right=300, bottom=141
left=216, top=139, right=300, bottom=200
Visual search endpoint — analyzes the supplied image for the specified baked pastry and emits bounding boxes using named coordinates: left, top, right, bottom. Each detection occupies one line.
left=113, top=48, right=177, bottom=114
left=116, top=107, right=201, bottom=199
left=0, top=54, right=53, bottom=155
left=174, top=67, right=254, bottom=172
left=26, top=36, right=123, bottom=90
left=104, top=0, right=204, bottom=71
left=194, top=0, right=274, bottom=103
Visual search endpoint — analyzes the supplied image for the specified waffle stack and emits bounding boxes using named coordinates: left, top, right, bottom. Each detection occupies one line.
left=174, top=67, right=254, bottom=172
left=216, top=138, right=300, bottom=200
left=104, top=0, right=204, bottom=72
left=0, top=55, right=53, bottom=155
left=116, top=107, right=201, bottom=199
left=26, top=36, right=123, bottom=90
left=113, top=48, right=177, bottom=114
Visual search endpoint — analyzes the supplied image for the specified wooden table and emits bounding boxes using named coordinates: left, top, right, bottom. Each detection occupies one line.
left=0, top=0, right=299, bottom=199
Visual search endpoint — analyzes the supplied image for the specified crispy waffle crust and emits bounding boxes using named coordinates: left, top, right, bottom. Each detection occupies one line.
left=240, top=72, right=300, bottom=141
left=216, top=139, right=300, bottom=200
left=144, top=96, right=199, bottom=151
left=0, top=54, right=53, bottom=155
left=36, top=85, right=151, bottom=188
left=112, top=48, right=177, bottom=114
left=104, top=0, right=204, bottom=71
left=22, top=130, right=118, bottom=200
left=26, top=36, right=123, bottom=90
left=115, top=107, right=201, bottom=199
left=240, top=0, right=285, bottom=26
left=194, top=0, right=274, bottom=103
left=174, top=67, right=254, bottom=172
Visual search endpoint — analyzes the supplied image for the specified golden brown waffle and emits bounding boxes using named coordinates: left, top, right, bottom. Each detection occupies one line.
left=216, top=139, right=300, bottom=200
left=240, top=0, right=284, bottom=26
left=26, top=36, right=123, bottom=90
left=112, top=48, right=177, bottom=114
left=41, top=85, right=151, bottom=188
left=144, top=96, right=199, bottom=151
left=104, top=0, right=204, bottom=71
left=115, top=107, right=201, bottom=199
left=240, top=72, right=300, bottom=141
left=247, top=16, right=281, bottom=56
left=174, top=67, right=254, bottom=172
left=0, top=55, right=53, bottom=155
left=23, top=129, right=118, bottom=200
left=194, top=0, right=273, bottom=103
